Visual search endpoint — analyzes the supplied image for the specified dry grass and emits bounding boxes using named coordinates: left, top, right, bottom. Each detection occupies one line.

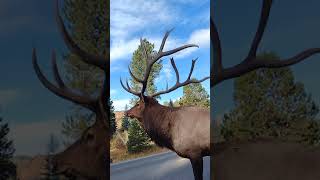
left=110, top=131, right=168, bottom=163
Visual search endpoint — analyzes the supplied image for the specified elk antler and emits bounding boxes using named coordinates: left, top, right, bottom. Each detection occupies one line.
left=32, top=0, right=109, bottom=120
left=211, top=0, right=320, bottom=87
left=150, top=57, right=209, bottom=97
left=121, top=30, right=209, bottom=97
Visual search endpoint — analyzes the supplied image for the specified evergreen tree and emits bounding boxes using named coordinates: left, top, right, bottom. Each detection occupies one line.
left=109, top=100, right=117, bottom=136
left=126, top=39, right=162, bottom=152
left=41, top=134, right=60, bottom=180
left=61, top=0, right=108, bottom=140
left=178, top=80, right=210, bottom=108
left=127, top=120, right=151, bottom=153
left=0, top=117, right=16, bottom=179
left=221, top=52, right=320, bottom=144
left=121, top=104, right=130, bottom=131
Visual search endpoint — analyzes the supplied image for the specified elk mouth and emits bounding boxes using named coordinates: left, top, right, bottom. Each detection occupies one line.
left=125, top=112, right=134, bottom=118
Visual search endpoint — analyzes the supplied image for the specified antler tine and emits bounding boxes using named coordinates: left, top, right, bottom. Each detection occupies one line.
left=128, top=66, right=143, bottom=83
left=170, top=57, right=180, bottom=84
left=158, top=28, right=174, bottom=53
left=120, top=78, right=140, bottom=96
left=246, top=0, right=273, bottom=60
left=154, top=44, right=199, bottom=64
left=51, top=50, right=66, bottom=88
left=32, top=48, right=96, bottom=110
left=211, top=18, right=223, bottom=76
left=54, top=0, right=108, bottom=71
left=187, top=58, right=197, bottom=80
left=151, top=58, right=209, bottom=97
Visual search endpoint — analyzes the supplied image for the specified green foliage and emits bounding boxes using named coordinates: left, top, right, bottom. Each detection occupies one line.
left=0, top=117, right=16, bottom=179
left=121, top=104, right=130, bottom=131
left=221, top=52, right=320, bottom=145
left=127, top=120, right=151, bottom=153
left=61, top=0, right=108, bottom=140
left=178, top=80, right=210, bottom=108
left=62, top=111, right=94, bottom=143
left=109, top=100, right=117, bottom=135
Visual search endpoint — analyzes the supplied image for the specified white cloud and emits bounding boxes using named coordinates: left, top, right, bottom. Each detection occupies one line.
left=9, top=120, right=62, bottom=156
left=187, top=28, right=210, bottom=47
left=176, top=28, right=210, bottom=58
left=111, top=0, right=176, bottom=41
left=112, top=99, right=131, bottom=111
left=111, top=38, right=140, bottom=62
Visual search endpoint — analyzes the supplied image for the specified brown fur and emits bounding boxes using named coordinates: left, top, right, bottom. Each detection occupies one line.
left=126, top=96, right=210, bottom=180
left=212, top=139, right=320, bottom=180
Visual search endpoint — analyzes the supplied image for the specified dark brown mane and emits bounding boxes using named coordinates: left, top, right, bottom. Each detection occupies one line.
left=143, top=102, right=176, bottom=150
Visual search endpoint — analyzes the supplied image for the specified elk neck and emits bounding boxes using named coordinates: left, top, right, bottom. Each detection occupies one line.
left=141, top=101, right=181, bottom=150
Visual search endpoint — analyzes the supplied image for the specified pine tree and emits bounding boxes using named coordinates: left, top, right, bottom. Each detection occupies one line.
left=127, top=120, right=151, bottom=153
left=61, top=0, right=108, bottom=141
left=41, top=134, right=60, bottom=180
left=178, top=79, right=210, bottom=108
left=109, top=100, right=117, bottom=136
left=0, top=117, right=16, bottom=179
left=221, top=52, right=320, bottom=144
left=126, top=39, right=162, bottom=153
left=121, top=104, right=130, bottom=131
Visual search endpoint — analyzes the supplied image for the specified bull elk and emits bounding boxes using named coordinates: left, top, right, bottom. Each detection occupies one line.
left=32, top=0, right=109, bottom=179
left=120, top=31, right=210, bottom=180
left=212, top=0, right=320, bottom=179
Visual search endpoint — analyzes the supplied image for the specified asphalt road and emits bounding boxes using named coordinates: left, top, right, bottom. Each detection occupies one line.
left=111, top=152, right=210, bottom=180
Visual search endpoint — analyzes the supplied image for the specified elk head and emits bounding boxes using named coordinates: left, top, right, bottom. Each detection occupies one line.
left=32, top=0, right=109, bottom=179
left=121, top=31, right=209, bottom=120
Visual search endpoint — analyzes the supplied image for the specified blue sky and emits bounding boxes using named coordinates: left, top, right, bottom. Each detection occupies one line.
left=212, top=0, right=320, bottom=121
left=0, top=0, right=70, bottom=155
left=110, top=0, right=210, bottom=111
